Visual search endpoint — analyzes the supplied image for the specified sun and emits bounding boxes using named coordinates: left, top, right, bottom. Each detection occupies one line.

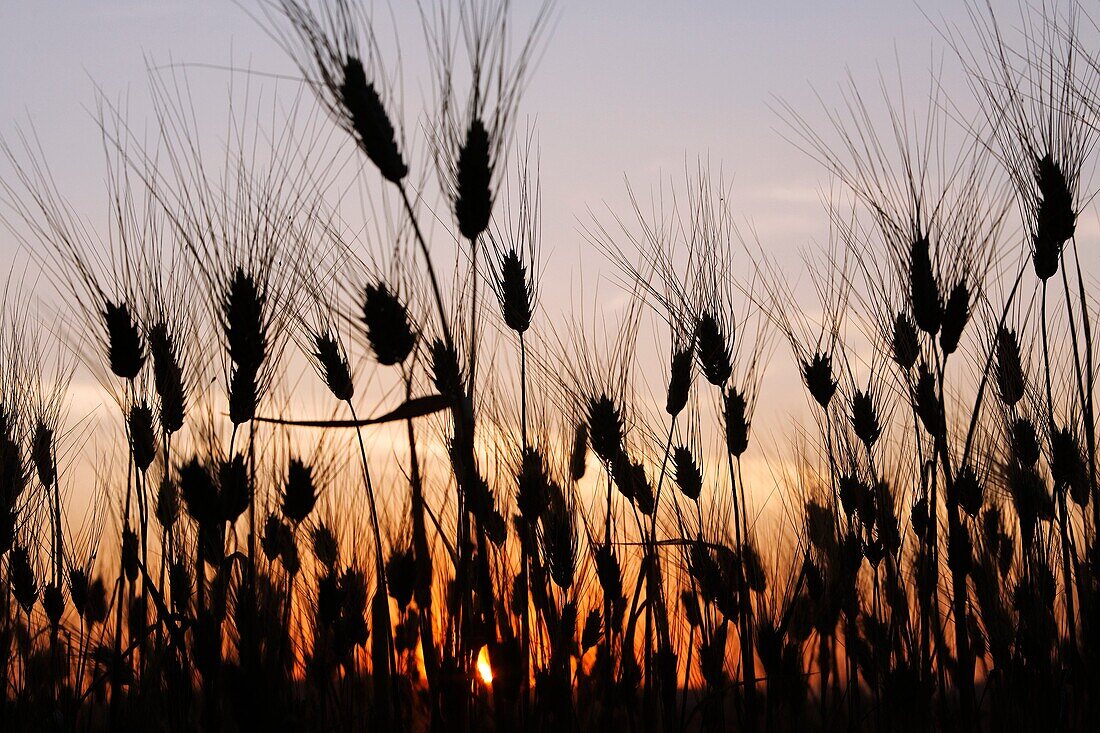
left=476, top=645, right=493, bottom=686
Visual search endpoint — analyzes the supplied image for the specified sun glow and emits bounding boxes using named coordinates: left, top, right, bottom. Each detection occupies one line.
left=476, top=646, right=493, bottom=685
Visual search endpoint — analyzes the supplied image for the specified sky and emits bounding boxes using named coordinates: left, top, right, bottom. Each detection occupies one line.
left=0, top=1, right=1021, bottom=511
left=0, top=1, right=983, bottom=266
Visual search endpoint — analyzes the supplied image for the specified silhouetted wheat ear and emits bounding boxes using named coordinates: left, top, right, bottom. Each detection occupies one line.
left=68, top=568, right=88, bottom=618
left=0, top=513, right=16, bottom=568
left=485, top=507, right=509, bottom=547
left=219, top=454, right=249, bottom=524
left=128, top=400, right=158, bottom=473
left=454, top=116, right=494, bottom=240
left=315, top=570, right=339, bottom=624
left=223, top=268, right=266, bottom=368
left=394, top=609, right=421, bottom=654
left=199, top=521, right=224, bottom=567
left=672, top=444, right=702, bottom=501
left=581, top=607, right=602, bottom=650
left=1011, top=417, right=1040, bottom=467
left=939, top=281, right=970, bottom=355
left=912, top=502, right=933, bottom=549
left=689, top=541, right=731, bottom=614
left=43, top=584, right=64, bottom=629
left=995, top=327, right=1026, bottom=407
left=102, top=301, right=146, bottom=381
left=892, top=312, right=920, bottom=370
left=179, top=456, right=218, bottom=526
left=610, top=453, right=636, bottom=501
left=261, top=511, right=284, bottom=561
left=128, top=594, right=148, bottom=637
left=319, top=582, right=351, bottom=637
left=1033, top=153, right=1075, bottom=280
left=340, top=56, right=407, bottom=183
left=850, top=390, right=881, bottom=449
left=30, top=421, right=54, bottom=488
left=1009, top=462, right=1053, bottom=549
left=695, top=311, right=733, bottom=386
left=587, top=394, right=624, bottom=464
left=741, top=540, right=767, bottom=592
left=509, top=569, right=528, bottom=618
left=228, top=365, right=260, bottom=425
left=429, top=338, right=463, bottom=398
left=386, top=546, right=416, bottom=610
left=313, top=333, right=354, bottom=401
left=859, top=485, right=880, bottom=534
left=279, top=531, right=301, bottom=578
left=593, top=542, right=622, bottom=598
left=838, top=474, right=868, bottom=518
left=877, top=482, right=901, bottom=548
left=913, top=362, right=942, bottom=437
left=804, top=499, right=835, bottom=551
left=630, top=461, right=655, bottom=516
left=801, top=554, right=823, bottom=599
left=155, top=477, right=179, bottom=530
left=540, top=481, right=577, bottom=589
left=980, top=506, right=1015, bottom=580
left=1050, top=426, right=1089, bottom=507
left=84, top=577, right=107, bottom=625
left=517, top=446, right=550, bottom=523
left=700, top=623, right=728, bottom=684
left=361, top=282, right=417, bottom=366
left=724, top=387, right=751, bottom=457
left=10, top=546, right=38, bottom=612
left=282, top=457, right=317, bottom=525
left=121, top=526, right=138, bottom=582
left=569, top=421, right=588, bottom=481
left=169, top=560, right=191, bottom=615
left=666, top=346, right=693, bottom=416
left=0, top=413, right=23, bottom=554
left=802, top=351, right=836, bottom=409
left=558, top=599, right=578, bottom=641
left=613, top=455, right=654, bottom=514
left=223, top=268, right=267, bottom=424
left=148, top=321, right=186, bottom=434
left=909, top=236, right=942, bottom=336
left=499, top=248, right=533, bottom=333
left=312, top=522, right=339, bottom=572
left=954, top=466, right=985, bottom=518
left=681, top=589, right=702, bottom=627
left=863, top=537, right=885, bottom=568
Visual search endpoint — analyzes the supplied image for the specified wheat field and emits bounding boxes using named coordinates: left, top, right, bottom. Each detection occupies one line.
left=1, top=1, right=1099, bottom=731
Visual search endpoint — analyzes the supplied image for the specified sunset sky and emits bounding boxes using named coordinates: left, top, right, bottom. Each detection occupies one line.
left=1, top=0, right=981, bottom=266
left=0, top=1, right=1009, bottom=494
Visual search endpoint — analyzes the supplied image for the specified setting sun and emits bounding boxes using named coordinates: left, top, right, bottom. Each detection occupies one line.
left=476, top=646, right=493, bottom=686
